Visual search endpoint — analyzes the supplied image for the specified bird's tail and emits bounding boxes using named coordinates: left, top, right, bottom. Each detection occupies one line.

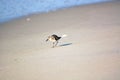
left=61, top=34, right=67, bottom=38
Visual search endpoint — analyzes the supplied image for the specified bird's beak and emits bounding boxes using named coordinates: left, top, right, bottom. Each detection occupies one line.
left=46, top=39, right=48, bottom=42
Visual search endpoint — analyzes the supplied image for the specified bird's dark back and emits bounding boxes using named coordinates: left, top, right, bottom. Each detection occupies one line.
left=52, top=34, right=61, bottom=41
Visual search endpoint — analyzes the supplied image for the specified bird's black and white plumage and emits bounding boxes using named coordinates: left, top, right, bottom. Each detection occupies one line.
left=46, top=34, right=67, bottom=48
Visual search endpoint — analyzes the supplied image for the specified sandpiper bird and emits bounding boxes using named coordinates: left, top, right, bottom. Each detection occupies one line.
left=46, top=34, right=67, bottom=48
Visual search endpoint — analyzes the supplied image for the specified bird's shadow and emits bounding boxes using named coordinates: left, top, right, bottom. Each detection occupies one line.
left=59, top=43, right=72, bottom=47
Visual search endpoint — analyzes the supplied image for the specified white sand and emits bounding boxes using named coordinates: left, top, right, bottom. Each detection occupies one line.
left=0, top=1, right=120, bottom=80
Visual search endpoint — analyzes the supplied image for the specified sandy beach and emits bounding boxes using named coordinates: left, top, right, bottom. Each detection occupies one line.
left=0, top=1, right=120, bottom=80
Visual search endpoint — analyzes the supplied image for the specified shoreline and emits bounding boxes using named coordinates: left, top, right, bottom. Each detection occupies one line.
left=0, top=1, right=113, bottom=24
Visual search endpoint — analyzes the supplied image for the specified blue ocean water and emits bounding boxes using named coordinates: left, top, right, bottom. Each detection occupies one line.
left=0, top=0, right=110, bottom=23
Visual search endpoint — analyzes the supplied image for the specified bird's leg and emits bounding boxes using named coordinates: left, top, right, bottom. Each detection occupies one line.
left=52, top=42, right=55, bottom=48
left=55, top=41, right=58, bottom=47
